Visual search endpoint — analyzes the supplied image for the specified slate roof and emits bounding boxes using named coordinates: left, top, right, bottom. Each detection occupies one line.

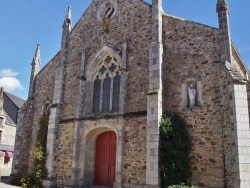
left=3, top=92, right=25, bottom=124
left=225, top=61, right=248, bottom=83
left=4, top=92, right=25, bottom=109
left=2, top=110, right=15, bottom=126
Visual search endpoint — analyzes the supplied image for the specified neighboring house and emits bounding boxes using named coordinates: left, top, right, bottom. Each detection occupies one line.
left=0, top=88, right=25, bottom=178
left=12, top=0, right=250, bottom=188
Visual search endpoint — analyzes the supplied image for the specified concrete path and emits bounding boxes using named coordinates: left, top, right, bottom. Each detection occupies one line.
left=0, top=182, right=20, bottom=187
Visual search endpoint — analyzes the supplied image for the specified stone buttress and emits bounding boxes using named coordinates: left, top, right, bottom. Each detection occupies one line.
left=146, top=0, right=163, bottom=187
left=12, top=44, right=41, bottom=176
left=217, top=0, right=250, bottom=187
left=43, top=6, right=72, bottom=187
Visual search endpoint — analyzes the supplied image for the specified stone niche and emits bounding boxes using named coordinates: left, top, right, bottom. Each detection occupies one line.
left=181, top=70, right=204, bottom=108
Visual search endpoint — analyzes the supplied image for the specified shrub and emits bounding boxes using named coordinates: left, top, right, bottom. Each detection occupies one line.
left=159, top=111, right=191, bottom=187
left=168, top=184, right=199, bottom=188
left=20, top=115, right=49, bottom=188
left=9, top=175, right=23, bottom=186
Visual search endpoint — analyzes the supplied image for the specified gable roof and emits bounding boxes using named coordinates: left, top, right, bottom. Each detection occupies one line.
left=3, top=92, right=25, bottom=109
left=3, top=92, right=25, bottom=124
left=231, top=43, right=249, bottom=76
left=2, top=110, right=15, bottom=126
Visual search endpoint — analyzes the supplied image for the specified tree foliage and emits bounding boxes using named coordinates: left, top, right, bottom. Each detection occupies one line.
left=20, top=115, right=49, bottom=188
left=159, top=111, right=192, bottom=187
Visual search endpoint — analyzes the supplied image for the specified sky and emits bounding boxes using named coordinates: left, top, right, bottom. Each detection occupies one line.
left=0, top=0, right=249, bottom=99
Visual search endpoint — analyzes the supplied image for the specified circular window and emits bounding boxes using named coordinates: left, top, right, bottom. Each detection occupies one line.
left=97, top=1, right=118, bottom=21
left=104, top=6, right=115, bottom=18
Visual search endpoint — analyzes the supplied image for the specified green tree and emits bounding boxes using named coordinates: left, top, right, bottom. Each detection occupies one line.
left=159, top=111, right=191, bottom=187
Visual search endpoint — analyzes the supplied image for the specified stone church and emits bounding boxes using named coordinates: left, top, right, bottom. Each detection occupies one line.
left=12, top=0, right=250, bottom=187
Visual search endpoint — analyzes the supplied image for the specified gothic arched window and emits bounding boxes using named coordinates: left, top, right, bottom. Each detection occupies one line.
left=92, top=55, right=121, bottom=114
left=102, top=74, right=111, bottom=112
left=41, top=99, right=51, bottom=117
left=112, top=73, right=120, bottom=111
left=93, top=76, right=101, bottom=113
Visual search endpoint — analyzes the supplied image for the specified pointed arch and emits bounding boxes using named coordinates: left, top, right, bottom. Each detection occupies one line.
left=41, top=97, right=52, bottom=116
left=82, top=44, right=124, bottom=114
left=72, top=119, right=124, bottom=187
left=85, top=44, right=122, bottom=81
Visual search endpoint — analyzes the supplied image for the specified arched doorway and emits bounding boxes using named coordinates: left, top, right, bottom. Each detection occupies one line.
left=94, top=131, right=116, bottom=187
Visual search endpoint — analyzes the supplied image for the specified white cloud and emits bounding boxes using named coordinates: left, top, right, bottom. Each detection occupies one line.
left=0, top=69, right=24, bottom=93
left=0, top=69, right=18, bottom=78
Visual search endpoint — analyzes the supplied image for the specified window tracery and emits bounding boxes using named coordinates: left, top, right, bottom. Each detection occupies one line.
left=92, top=55, right=121, bottom=113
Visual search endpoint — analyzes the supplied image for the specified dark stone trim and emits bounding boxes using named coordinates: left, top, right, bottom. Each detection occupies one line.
left=59, top=111, right=147, bottom=123
left=59, top=118, right=76, bottom=124
left=106, top=42, right=122, bottom=57
left=50, top=103, right=59, bottom=108
left=123, top=111, right=147, bottom=118
left=147, top=89, right=158, bottom=95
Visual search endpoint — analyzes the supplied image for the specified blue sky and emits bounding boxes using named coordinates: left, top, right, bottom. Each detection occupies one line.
left=0, top=0, right=249, bottom=99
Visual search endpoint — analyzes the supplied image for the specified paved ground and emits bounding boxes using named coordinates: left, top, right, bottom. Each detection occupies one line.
left=0, top=182, right=20, bottom=187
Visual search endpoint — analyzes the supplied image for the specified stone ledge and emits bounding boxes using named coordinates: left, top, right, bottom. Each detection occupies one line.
left=183, top=106, right=203, bottom=111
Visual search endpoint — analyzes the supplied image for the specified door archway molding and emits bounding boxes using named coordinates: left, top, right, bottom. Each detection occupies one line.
left=72, top=117, right=124, bottom=187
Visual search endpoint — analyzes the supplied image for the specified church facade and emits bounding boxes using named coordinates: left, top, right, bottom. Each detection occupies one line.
left=12, top=0, right=250, bottom=187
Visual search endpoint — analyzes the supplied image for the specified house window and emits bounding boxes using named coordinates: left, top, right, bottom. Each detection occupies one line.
left=4, top=151, right=11, bottom=165
left=0, top=131, right=2, bottom=143
left=92, top=55, right=121, bottom=113
left=0, top=117, right=3, bottom=128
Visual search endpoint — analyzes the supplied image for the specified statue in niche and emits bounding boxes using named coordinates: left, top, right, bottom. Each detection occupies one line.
left=188, top=84, right=196, bottom=107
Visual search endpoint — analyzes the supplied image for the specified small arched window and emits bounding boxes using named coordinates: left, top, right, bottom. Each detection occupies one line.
left=0, top=117, right=4, bottom=128
left=41, top=100, right=51, bottom=117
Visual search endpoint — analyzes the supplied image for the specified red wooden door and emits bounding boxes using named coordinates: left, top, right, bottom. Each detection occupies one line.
left=94, top=131, right=116, bottom=187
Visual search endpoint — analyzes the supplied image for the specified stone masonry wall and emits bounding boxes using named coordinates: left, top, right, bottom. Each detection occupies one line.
left=56, top=122, right=75, bottom=187
left=28, top=54, right=60, bottom=171
left=123, top=115, right=147, bottom=186
left=0, top=124, right=16, bottom=176
left=14, top=54, right=60, bottom=176
left=0, top=157, right=13, bottom=177
left=13, top=100, right=34, bottom=175
left=0, top=124, right=16, bottom=147
left=162, top=15, right=226, bottom=187
left=60, top=0, right=152, bottom=119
